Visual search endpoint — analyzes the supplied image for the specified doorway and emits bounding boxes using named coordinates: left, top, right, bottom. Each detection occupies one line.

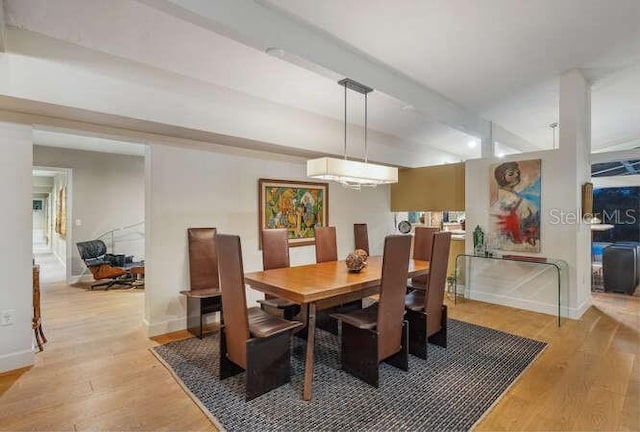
left=590, top=153, right=640, bottom=296
left=32, top=127, right=146, bottom=286
left=32, top=167, right=72, bottom=284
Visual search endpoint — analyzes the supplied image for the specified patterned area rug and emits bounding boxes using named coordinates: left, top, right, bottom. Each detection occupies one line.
left=152, top=319, right=546, bottom=431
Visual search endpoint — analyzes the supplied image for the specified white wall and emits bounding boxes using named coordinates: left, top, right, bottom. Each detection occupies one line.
left=145, top=143, right=394, bottom=336
left=33, top=146, right=145, bottom=275
left=0, top=122, right=34, bottom=373
left=466, top=150, right=587, bottom=319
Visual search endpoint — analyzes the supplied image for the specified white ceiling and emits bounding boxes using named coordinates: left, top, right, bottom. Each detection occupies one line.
left=265, top=0, right=640, bottom=150
left=5, top=0, right=640, bottom=160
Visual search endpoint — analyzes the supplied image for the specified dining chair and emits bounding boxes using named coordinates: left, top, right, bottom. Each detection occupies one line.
left=315, top=226, right=338, bottom=263
left=331, top=235, right=412, bottom=387
left=314, top=225, right=362, bottom=334
left=354, top=223, right=369, bottom=255
left=314, top=226, right=341, bottom=333
left=404, top=231, right=451, bottom=359
left=407, top=227, right=439, bottom=291
left=257, top=229, right=301, bottom=320
left=179, top=228, right=222, bottom=339
left=217, top=234, right=303, bottom=401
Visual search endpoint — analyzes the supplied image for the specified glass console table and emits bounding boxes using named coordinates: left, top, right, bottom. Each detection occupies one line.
left=454, top=254, right=569, bottom=326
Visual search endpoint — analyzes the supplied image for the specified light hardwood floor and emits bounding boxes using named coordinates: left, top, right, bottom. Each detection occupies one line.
left=1, top=261, right=638, bottom=431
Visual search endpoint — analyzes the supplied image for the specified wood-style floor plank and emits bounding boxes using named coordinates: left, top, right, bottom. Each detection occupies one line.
left=0, top=254, right=638, bottom=431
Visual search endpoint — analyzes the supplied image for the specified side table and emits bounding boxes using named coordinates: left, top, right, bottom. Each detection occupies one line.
left=454, top=254, right=568, bottom=326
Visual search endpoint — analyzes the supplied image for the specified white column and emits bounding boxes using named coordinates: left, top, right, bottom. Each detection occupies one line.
left=481, top=121, right=494, bottom=158
left=558, top=69, right=592, bottom=316
left=0, top=122, right=34, bottom=372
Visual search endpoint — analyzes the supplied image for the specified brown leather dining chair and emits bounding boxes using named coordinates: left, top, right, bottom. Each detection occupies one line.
left=315, top=226, right=338, bottom=263
left=313, top=226, right=341, bottom=333
left=404, top=231, right=451, bottom=359
left=179, top=228, right=222, bottom=339
left=407, top=227, right=439, bottom=291
left=217, top=234, right=303, bottom=401
left=354, top=223, right=369, bottom=255
left=314, top=226, right=363, bottom=333
left=331, top=235, right=412, bottom=387
left=257, top=229, right=301, bottom=320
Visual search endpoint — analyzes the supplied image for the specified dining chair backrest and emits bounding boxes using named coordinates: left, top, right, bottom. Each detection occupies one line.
left=425, top=231, right=452, bottom=336
left=411, top=227, right=439, bottom=286
left=261, top=229, right=290, bottom=270
left=315, top=226, right=338, bottom=263
left=217, top=234, right=250, bottom=369
left=188, top=227, right=219, bottom=291
left=376, top=235, right=412, bottom=361
left=354, top=223, right=369, bottom=255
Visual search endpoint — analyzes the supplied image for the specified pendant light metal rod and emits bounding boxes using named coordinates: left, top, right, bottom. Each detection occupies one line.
left=550, top=122, right=559, bottom=149
left=364, top=92, right=368, bottom=164
left=344, top=82, right=347, bottom=160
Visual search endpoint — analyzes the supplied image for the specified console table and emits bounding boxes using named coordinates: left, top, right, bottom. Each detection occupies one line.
left=454, top=254, right=569, bottom=326
left=32, top=265, right=47, bottom=351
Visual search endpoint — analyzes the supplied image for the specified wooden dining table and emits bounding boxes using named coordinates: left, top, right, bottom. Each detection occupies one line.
left=244, top=256, right=430, bottom=401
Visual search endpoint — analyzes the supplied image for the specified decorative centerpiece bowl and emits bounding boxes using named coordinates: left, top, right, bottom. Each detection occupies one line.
left=354, top=249, right=368, bottom=262
left=345, top=252, right=366, bottom=273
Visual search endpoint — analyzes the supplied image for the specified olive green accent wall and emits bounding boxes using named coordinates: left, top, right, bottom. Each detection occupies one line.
left=390, top=163, right=465, bottom=211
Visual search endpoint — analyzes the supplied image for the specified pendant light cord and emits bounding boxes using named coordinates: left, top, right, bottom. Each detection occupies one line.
left=344, top=82, right=347, bottom=160
left=364, top=92, right=368, bottom=164
left=550, top=122, right=558, bottom=149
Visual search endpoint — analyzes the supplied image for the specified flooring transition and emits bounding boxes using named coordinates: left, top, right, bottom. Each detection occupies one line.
left=0, top=253, right=638, bottom=431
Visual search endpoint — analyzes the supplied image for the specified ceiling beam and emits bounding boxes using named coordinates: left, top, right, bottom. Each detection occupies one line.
left=591, top=148, right=640, bottom=164
left=492, top=123, right=542, bottom=153
left=143, top=0, right=495, bottom=139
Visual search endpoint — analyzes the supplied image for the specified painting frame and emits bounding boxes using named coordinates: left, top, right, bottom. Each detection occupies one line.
left=489, top=159, right=541, bottom=253
left=258, top=178, right=329, bottom=248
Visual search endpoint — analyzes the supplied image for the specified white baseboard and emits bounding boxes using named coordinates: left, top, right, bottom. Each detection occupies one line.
left=468, top=291, right=593, bottom=322
left=571, top=297, right=592, bottom=320
left=469, top=291, right=560, bottom=317
left=143, top=317, right=187, bottom=337
left=0, top=349, right=34, bottom=373
left=143, top=314, right=221, bottom=338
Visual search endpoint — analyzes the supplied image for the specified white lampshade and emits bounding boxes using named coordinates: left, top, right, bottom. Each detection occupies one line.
left=307, top=157, right=398, bottom=189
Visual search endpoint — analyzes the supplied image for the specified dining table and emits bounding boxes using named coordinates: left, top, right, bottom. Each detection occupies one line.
left=244, top=256, right=430, bottom=401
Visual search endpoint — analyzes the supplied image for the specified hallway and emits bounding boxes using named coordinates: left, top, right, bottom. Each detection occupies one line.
left=34, top=252, right=67, bottom=285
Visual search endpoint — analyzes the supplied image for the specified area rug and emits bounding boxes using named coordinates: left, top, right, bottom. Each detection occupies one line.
left=151, top=319, right=546, bottom=431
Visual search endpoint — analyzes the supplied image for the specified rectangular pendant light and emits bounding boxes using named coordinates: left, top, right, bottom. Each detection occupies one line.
left=306, top=78, right=399, bottom=190
left=307, top=157, right=398, bottom=187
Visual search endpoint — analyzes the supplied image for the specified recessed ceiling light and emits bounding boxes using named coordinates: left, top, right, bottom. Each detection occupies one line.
left=497, top=152, right=505, bottom=158
left=467, top=140, right=477, bottom=149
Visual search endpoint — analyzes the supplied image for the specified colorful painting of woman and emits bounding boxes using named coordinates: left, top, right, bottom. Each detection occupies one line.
left=489, top=159, right=541, bottom=252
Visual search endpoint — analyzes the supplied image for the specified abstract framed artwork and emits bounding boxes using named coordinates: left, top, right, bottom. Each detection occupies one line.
left=258, top=179, right=328, bottom=248
left=489, top=159, right=541, bottom=252
left=55, top=186, right=67, bottom=239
